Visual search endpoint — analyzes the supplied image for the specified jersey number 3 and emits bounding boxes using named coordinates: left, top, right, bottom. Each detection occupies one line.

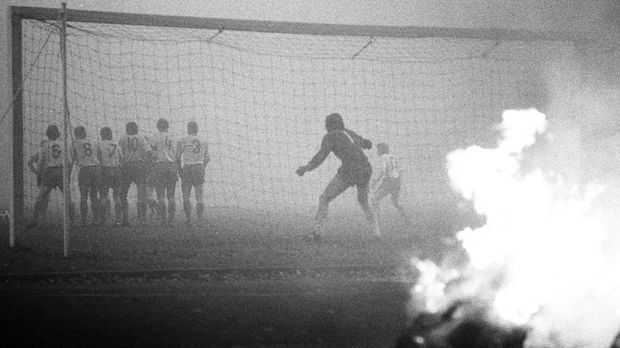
left=192, top=140, right=201, bottom=154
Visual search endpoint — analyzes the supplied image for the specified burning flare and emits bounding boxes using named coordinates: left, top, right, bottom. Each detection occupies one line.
left=409, top=108, right=620, bottom=347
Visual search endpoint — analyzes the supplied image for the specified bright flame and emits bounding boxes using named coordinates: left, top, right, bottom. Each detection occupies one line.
left=410, top=257, right=460, bottom=313
left=410, top=108, right=620, bottom=347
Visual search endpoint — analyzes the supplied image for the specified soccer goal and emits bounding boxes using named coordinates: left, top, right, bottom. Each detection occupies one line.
left=10, top=5, right=583, bottom=241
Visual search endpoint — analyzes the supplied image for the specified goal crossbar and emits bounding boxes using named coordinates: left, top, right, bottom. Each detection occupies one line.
left=11, top=6, right=588, bottom=42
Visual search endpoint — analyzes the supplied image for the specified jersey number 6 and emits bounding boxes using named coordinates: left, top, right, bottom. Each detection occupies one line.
left=51, top=144, right=61, bottom=159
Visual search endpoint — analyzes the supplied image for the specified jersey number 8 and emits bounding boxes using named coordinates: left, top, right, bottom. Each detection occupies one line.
left=83, top=143, right=92, bottom=157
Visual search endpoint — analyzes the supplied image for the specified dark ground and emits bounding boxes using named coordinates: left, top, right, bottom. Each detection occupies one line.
left=0, top=208, right=470, bottom=347
left=0, top=276, right=408, bottom=347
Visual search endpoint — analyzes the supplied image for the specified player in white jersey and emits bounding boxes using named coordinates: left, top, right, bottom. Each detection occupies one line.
left=119, top=122, right=150, bottom=225
left=97, top=127, right=123, bottom=225
left=72, top=126, right=101, bottom=226
left=143, top=135, right=159, bottom=221
left=176, top=121, right=210, bottom=226
left=150, top=118, right=178, bottom=224
left=28, top=124, right=75, bottom=227
left=371, top=143, right=410, bottom=225
left=27, top=152, right=49, bottom=219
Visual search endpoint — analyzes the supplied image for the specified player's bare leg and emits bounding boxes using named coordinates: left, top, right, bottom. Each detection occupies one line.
left=357, top=183, right=381, bottom=238
left=99, top=197, right=108, bottom=225
left=79, top=184, right=90, bottom=226
left=311, top=175, right=348, bottom=242
left=391, top=193, right=411, bottom=225
left=155, top=185, right=166, bottom=223
left=119, top=181, right=129, bottom=224
left=113, top=188, right=122, bottom=226
left=191, top=184, right=206, bottom=247
left=146, top=185, right=158, bottom=221
left=195, top=184, right=204, bottom=222
left=119, top=181, right=132, bottom=226
left=41, top=192, right=50, bottom=219
left=166, top=184, right=176, bottom=225
left=371, top=184, right=389, bottom=232
left=136, top=183, right=147, bottom=225
left=89, top=185, right=99, bottom=225
left=99, top=186, right=110, bottom=225
left=58, top=185, right=76, bottom=225
left=182, top=181, right=193, bottom=226
left=28, top=185, right=53, bottom=228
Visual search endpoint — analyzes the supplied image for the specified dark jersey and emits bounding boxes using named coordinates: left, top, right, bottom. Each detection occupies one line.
left=306, top=129, right=372, bottom=175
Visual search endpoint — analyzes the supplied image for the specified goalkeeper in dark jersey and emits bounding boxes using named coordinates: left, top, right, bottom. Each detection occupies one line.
left=296, top=113, right=381, bottom=241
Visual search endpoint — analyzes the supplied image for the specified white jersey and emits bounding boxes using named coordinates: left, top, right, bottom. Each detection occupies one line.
left=150, top=132, right=176, bottom=163
left=176, top=135, right=209, bottom=166
left=379, top=153, right=400, bottom=179
left=97, top=139, right=121, bottom=167
left=39, top=139, right=71, bottom=168
left=72, top=138, right=99, bottom=168
left=119, top=134, right=149, bottom=164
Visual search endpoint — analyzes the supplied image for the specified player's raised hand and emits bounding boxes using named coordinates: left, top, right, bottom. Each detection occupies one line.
left=296, top=166, right=307, bottom=177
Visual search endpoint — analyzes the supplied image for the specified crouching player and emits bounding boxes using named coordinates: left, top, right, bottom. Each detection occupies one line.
left=97, top=127, right=123, bottom=225
left=176, top=121, right=210, bottom=226
left=371, top=143, right=410, bottom=226
left=72, top=126, right=100, bottom=226
left=119, top=122, right=150, bottom=225
left=151, top=118, right=178, bottom=225
left=29, top=124, right=75, bottom=227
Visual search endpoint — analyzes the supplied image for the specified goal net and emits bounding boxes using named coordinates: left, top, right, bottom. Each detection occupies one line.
left=14, top=10, right=577, bottom=236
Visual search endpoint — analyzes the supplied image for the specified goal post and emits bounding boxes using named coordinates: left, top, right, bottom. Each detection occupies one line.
left=10, top=9, right=24, bottom=243
left=9, top=5, right=590, bottom=246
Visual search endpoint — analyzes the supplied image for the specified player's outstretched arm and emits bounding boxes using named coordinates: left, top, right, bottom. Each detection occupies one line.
left=295, top=165, right=308, bottom=176
left=296, top=135, right=331, bottom=177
